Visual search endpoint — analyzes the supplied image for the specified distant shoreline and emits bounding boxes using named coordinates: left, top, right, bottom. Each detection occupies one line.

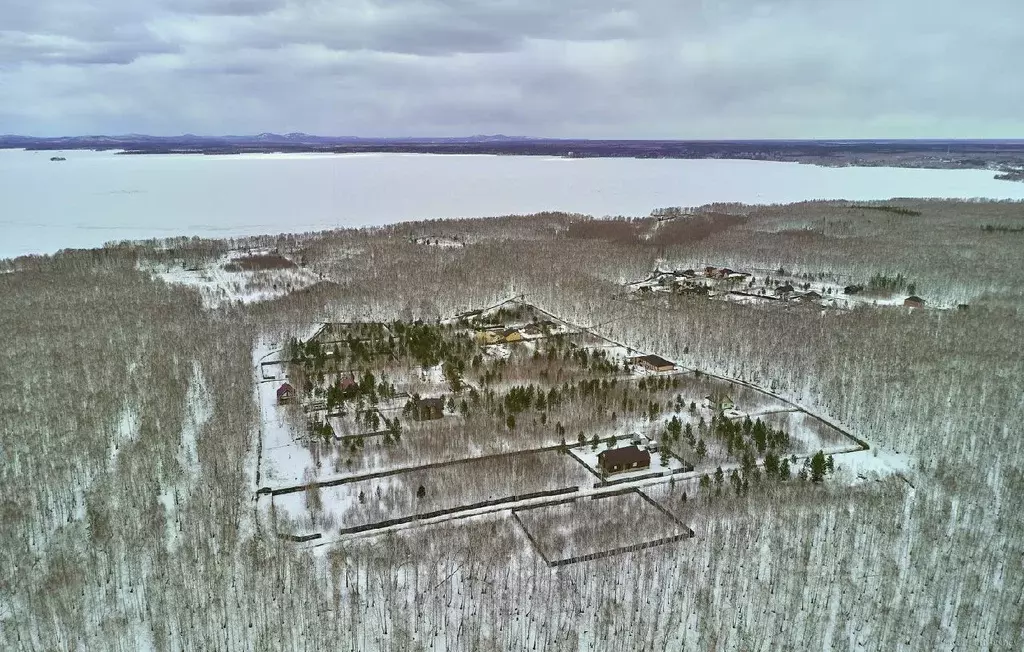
left=5, top=136, right=1023, bottom=182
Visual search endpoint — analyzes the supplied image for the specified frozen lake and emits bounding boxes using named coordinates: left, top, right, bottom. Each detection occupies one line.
left=3, top=148, right=1024, bottom=259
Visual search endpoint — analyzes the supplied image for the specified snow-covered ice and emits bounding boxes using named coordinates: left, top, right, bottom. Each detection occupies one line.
left=6, top=148, right=1024, bottom=259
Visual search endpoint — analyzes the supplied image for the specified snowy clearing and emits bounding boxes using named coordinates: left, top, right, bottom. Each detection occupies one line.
left=143, top=250, right=322, bottom=308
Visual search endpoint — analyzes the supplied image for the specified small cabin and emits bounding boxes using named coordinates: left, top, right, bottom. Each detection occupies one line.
left=276, top=383, right=295, bottom=404
left=703, top=393, right=735, bottom=412
left=904, top=295, right=925, bottom=309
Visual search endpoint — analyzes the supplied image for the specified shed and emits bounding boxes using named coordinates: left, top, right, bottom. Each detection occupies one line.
left=904, top=295, right=925, bottom=308
left=775, top=284, right=795, bottom=296
left=597, top=446, right=651, bottom=475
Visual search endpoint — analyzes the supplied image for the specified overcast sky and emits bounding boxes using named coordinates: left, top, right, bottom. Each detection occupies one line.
left=1, top=0, right=1021, bottom=138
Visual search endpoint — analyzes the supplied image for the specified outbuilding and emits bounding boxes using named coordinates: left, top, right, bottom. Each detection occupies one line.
left=904, top=295, right=925, bottom=308
left=276, top=383, right=295, bottom=404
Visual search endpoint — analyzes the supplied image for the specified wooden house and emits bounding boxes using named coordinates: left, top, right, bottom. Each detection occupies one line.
left=598, top=445, right=651, bottom=475
left=630, top=354, right=676, bottom=372
left=276, top=383, right=295, bottom=404
left=904, top=296, right=925, bottom=309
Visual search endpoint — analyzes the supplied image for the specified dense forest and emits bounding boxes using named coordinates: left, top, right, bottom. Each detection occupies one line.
left=1, top=198, right=1022, bottom=650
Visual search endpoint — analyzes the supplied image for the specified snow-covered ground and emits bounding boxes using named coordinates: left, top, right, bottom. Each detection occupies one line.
left=412, top=236, right=465, bottom=248
left=832, top=447, right=914, bottom=486
left=271, top=448, right=593, bottom=538
left=143, top=251, right=322, bottom=308
left=754, top=410, right=857, bottom=456
left=157, top=362, right=211, bottom=550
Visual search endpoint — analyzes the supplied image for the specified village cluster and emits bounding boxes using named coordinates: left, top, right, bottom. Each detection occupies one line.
left=253, top=300, right=858, bottom=556
left=629, top=265, right=940, bottom=310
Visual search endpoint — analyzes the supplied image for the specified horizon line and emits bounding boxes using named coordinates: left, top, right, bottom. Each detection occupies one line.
left=4, top=133, right=1024, bottom=143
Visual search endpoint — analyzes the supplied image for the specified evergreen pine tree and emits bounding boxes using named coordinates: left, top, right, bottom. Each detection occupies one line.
left=810, top=450, right=827, bottom=482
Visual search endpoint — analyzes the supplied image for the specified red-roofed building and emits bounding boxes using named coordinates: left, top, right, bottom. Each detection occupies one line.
left=277, top=383, right=295, bottom=404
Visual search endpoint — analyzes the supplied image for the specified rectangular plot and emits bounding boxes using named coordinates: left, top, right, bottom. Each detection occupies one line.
left=272, top=449, right=593, bottom=535
left=513, top=490, right=686, bottom=565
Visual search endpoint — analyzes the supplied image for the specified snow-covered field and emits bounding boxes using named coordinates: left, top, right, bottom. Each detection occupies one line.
left=832, top=447, right=914, bottom=486
left=6, top=148, right=1024, bottom=259
left=144, top=251, right=322, bottom=308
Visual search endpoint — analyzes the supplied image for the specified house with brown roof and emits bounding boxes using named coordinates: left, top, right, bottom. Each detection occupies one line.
left=904, top=295, right=925, bottom=308
left=630, top=354, right=676, bottom=372
left=276, top=383, right=295, bottom=404
left=598, top=445, right=651, bottom=475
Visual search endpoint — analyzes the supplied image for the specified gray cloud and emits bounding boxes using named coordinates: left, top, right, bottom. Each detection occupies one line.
left=0, top=0, right=1021, bottom=137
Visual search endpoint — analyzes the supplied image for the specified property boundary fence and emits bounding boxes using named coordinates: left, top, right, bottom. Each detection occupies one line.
left=334, top=486, right=580, bottom=536
left=510, top=488, right=694, bottom=567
